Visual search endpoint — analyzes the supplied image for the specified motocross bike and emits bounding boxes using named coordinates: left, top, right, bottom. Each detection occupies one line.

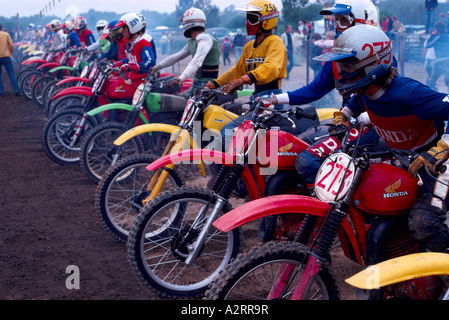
left=33, top=48, right=93, bottom=109
left=345, top=252, right=449, bottom=300
left=94, top=87, right=257, bottom=244
left=20, top=48, right=75, bottom=100
left=125, top=99, right=329, bottom=299
left=78, top=72, right=192, bottom=183
left=205, top=123, right=448, bottom=300
left=41, top=61, right=138, bottom=165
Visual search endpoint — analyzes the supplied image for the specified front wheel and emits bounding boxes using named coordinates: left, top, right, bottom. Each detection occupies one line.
left=79, top=122, right=145, bottom=184
left=41, top=108, right=98, bottom=165
left=127, top=186, right=242, bottom=299
left=205, top=241, right=340, bottom=300
left=95, top=153, right=184, bottom=243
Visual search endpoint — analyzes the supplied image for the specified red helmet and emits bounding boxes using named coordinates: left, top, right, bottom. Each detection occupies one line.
left=74, top=17, right=87, bottom=30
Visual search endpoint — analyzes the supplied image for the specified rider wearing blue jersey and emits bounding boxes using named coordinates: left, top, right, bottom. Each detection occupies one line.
left=323, top=24, right=449, bottom=252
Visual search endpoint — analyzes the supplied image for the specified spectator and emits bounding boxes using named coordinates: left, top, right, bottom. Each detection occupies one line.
left=438, top=12, right=448, bottom=32
left=423, top=27, right=437, bottom=84
left=313, top=30, right=335, bottom=54
left=233, top=28, right=245, bottom=63
left=292, top=28, right=304, bottom=66
left=281, top=24, right=294, bottom=79
left=160, top=31, right=168, bottom=55
left=425, top=0, right=439, bottom=33
left=221, top=35, right=232, bottom=66
left=426, top=21, right=449, bottom=91
left=381, top=16, right=389, bottom=33
left=309, top=33, right=323, bottom=78
left=0, top=24, right=20, bottom=96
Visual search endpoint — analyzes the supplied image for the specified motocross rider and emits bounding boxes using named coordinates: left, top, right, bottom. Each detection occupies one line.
left=74, top=17, right=96, bottom=47
left=151, top=8, right=220, bottom=91
left=263, top=0, right=386, bottom=189
left=112, top=12, right=156, bottom=86
left=205, top=0, right=288, bottom=150
left=322, top=24, right=449, bottom=253
left=62, top=20, right=81, bottom=48
left=49, top=20, right=67, bottom=50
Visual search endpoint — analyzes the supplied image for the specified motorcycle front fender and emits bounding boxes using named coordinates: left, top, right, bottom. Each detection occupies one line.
left=87, top=103, right=134, bottom=116
left=213, top=195, right=332, bottom=233
left=21, top=58, right=47, bottom=66
left=37, top=62, right=61, bottom=71
left=51, top=86, right=93, bottom=100
left=56, top=77, right=90, bottom=86
left=50, top=66, right=74, bottom=74
left=146, top=148, right=264, bottom=199
left=87, top=103, right=149, bottom=124
left=237, top=89, right=254, bottom=97
left=345, top=252, right=449, bottom=290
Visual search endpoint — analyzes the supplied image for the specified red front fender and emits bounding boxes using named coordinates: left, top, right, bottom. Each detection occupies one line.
left=56, top=77, right=90, bottom=86
left=147, top=149, right=265, bottom=200
left=51, top=86, right=93, bottom=100
left=21, top=59, right=47, bottom=66
left=37, top=62, right=60, bottom=71
left=147, top=149, right=236, bottom=171
left=213, top=195, right=331, bottom=232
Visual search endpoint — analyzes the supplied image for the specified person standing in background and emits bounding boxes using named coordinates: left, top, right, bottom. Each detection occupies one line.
left=222, top=35, right=232, bottom=66
left=426, top=0, right=439, bottom=33
left=281, top=24, right=294, bottom=80
left=0, top=25, right=20, bottom=96
left=322, top=2, right=332, bottom=31
left=233, top=28, right=245, bottom=63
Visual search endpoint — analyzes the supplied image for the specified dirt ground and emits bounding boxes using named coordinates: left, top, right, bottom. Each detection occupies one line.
left=0, top=52, right=440, bottom=302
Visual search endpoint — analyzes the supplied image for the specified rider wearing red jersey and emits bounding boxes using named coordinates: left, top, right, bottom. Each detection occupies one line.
left=74, top=17, right=96, bottom=47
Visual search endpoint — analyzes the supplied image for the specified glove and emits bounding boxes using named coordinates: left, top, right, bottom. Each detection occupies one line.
left=222, top=74, right=251, bottom=94
left=121, top=64, right=139, bottom=73
left=408, top=140, right=449, bottom=177
left=205, top=81, right=216, bottom=89
left=113, top=60, right=123, bottom=68
left=260, top=93, right=278, bottom=107
left=168, top=77, right=181, bottom=88
left=329, top=111, right=349, bottom=136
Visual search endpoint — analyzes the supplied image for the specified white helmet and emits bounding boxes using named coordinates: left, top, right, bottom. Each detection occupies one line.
left=181, top=8, right=206, bottom=38
left=115, top=12, right=146, bottom=35
left=49, top=19, right=62, bottom=32
left=95, top=19, right=109, bottom=33
left=314, top=25, right=393, bottom=96
left=320, top=0, right=379, bottom=29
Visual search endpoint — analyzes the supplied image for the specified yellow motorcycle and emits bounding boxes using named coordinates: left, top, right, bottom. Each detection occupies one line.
left=346, top=252, right=449, bottom=300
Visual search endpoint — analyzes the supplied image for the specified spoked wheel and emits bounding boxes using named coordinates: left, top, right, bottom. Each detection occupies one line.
left=21, top=71, right=42, bottom=100
left=95, top=153, right=184, bottom=243
left=32, top=76, right=55, bottom=108
left=127, top=186, right=242, bottom=299
left=41, top=108, right=98, bottom=165
left=205, top=241, right=340, bottom=300
left=79, top=122, right=145, bottom=184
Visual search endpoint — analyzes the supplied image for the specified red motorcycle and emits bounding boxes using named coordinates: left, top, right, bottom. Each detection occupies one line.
left=126, top=99, right=328, bottom=299
left=205, top=124, right=448, bottom=300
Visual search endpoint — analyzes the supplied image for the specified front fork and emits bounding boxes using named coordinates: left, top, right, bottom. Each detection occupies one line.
left=69, top=113, right=88, bottom=147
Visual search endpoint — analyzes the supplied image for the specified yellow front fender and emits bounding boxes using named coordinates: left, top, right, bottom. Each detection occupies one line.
left=345, top=252, right=449, bottom=289
left=114, top=123, right=199, bottom=148
left=114, top=123, right=206, bottom=177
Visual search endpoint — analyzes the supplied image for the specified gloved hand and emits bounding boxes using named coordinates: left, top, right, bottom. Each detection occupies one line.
left=120, top=63, right=139, bottom=73
left=408, top=140, right=449, bottom=177
left=222, top=74, right=251, bottom=94
left=329, top=111, right=349, bottom=137
left=168, top=77, right=181, bottom=88
left=260, top=93, right=278, bottom=107
left=113, top=60, right=123, bottom=68
left=205, top=81, right=216, bottom=89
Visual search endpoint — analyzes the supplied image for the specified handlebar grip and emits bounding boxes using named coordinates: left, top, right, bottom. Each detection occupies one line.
left=295, top=107, right=317, bottom=121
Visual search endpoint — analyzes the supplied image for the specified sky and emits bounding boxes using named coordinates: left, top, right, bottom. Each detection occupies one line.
left=1, top=0, right=284, bottom=18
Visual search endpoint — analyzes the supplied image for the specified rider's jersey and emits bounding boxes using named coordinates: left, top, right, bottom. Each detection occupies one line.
left=52, top=30, right=67, bottom=50
left=154, top=32, right=219, bottom=82
left=345, top=75, right=448, bottom=151
left=214, top=34, right=287, bottom=95
left=119, top=35, right=155, bottom=84
left=78, top=29, right=95, bottom=47
left=67, top=32, right=81, bottom=48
